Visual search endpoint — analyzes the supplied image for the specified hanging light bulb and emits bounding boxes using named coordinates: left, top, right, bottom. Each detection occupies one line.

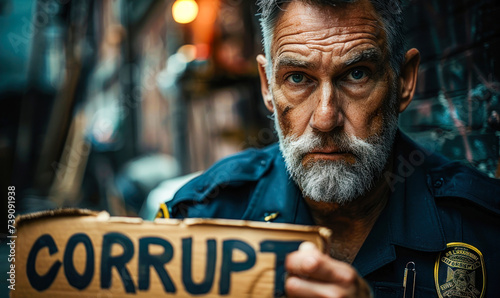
left=172, top=0, right=199, bottom=24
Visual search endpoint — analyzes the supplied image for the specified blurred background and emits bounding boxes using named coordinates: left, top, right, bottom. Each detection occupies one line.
left=0, top=0, right=499, bottom=222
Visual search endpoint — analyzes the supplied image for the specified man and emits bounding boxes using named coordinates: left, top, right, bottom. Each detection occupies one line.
left=163, top=0, right=500, bottom=296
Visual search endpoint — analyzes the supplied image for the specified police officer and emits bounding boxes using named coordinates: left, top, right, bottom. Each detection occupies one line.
left=163, top=0, right=500, bottom=297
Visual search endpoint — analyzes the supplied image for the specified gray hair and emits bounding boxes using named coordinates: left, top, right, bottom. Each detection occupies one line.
left=256, top=0, right=406, bottom=80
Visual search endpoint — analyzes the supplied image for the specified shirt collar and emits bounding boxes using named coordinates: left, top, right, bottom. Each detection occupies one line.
left=353, top=132, right=447, bottom=276
left=242, top=146, right=315, bottom=225
left=243, top=133, right=448, bottom=277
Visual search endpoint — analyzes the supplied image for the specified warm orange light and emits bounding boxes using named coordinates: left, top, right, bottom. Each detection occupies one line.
left=172, top=0, right=199, bottom=24
left=177, top=44, right=197, bottom=62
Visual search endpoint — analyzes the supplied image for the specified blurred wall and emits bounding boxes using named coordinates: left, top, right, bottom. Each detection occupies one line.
left=401, top=0, right=500, bottom=177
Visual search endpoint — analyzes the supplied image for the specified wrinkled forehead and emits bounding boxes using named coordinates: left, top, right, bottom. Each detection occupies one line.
left=270, top=0, right=387, bottom=58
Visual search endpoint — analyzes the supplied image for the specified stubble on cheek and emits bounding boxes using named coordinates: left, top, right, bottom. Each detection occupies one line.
left=366, top=107, right=385, bottom=137
left=275, top=102, right=294, bottom=137
left=362, top=80, right=394, bottom=138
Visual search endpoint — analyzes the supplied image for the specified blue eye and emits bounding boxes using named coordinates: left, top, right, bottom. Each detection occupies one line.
left=348, top=69, right=367, bottom=81
left=288, top=74, right=305, bottom=84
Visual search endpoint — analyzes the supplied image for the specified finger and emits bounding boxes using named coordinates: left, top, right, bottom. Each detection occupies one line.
left=285, top=275, right=355, bottom=298
left=285, top=243, right=357, bottom=284
left=298, top=241, right=318, bottom=252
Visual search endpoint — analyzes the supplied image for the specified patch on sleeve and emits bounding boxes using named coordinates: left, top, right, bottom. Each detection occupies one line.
left=434, top=242, right=486, bottom=298
left=156, top=203, right=170, bottom=219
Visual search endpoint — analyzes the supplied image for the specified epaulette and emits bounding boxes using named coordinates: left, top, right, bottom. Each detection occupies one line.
left=167, top=144, right=278, bottom=212
left=427, top=161, right=500, bottom=216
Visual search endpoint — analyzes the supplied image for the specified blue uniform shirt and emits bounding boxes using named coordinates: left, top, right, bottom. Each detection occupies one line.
left=166, top=132, right=500, bottom=297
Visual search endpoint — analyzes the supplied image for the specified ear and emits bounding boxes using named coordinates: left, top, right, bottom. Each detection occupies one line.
left=398, top=48, right=420, bottom=113
left=256, top=54, right=274, bottom=113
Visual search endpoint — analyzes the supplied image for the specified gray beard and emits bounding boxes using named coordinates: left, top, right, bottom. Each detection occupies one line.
left=274, top=104, right=398, bottom=205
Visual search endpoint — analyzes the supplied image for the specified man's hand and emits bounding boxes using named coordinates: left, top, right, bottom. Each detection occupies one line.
left=285, top=242, right=372, bottom=298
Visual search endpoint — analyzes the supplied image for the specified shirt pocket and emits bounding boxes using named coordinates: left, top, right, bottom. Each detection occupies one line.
left=371, top=281, right=438, bottom=298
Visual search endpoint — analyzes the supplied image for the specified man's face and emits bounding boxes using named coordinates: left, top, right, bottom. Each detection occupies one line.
left=264, top=0, right=400, bottom=203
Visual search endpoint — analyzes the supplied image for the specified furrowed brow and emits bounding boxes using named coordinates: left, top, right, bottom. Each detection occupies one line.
left=343, top=48, right=382, bottom=67
left=275, top=56, right=316, bottom=71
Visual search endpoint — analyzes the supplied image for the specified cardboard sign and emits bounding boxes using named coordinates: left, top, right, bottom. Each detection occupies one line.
left=12, top=209, right=330, bottom=297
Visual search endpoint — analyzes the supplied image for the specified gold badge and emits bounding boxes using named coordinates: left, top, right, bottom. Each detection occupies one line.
left=434, top=242, right=486, bottom=298
left=156, top=203, right=170, bottom=219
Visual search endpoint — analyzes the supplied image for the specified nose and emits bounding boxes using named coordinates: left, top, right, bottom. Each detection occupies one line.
left=309, top=82, right=343, bottom=132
